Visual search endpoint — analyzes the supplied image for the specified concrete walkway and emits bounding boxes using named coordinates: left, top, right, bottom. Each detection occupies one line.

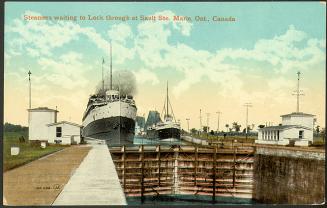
left=53, top=140, right=126, bottom=205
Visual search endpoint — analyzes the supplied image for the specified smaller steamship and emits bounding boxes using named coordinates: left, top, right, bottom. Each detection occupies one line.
left=153, top=82, right=181, bottom=140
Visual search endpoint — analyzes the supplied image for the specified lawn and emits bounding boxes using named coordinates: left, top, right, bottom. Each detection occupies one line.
left=189, top=133, right=256, bottom=143
left=3, top=131, right=66, bottom=171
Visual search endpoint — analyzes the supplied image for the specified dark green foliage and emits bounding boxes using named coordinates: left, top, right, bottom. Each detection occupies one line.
left=4, top=122, right=28, bottom=132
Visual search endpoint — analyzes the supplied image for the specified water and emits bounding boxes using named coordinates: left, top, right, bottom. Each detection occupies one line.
left=133, top=136, right=188, bottom=146
left=127, top=195, right=258, bottom=205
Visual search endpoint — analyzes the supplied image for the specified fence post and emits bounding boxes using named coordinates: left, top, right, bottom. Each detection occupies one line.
left=232, top=147, right=236, bottom=188
left=194, top=146, right=198, bottom=186
left=123, top=145, right=126, bottom=191
left=212, top=147, right=217, bottom=203
left=141, top=145, right=145, bottom=203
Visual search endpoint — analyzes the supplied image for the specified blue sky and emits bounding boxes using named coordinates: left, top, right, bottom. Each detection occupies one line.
left=6, top=2, right=326, bottom=51
left=4, top=2, right=326, bottom=129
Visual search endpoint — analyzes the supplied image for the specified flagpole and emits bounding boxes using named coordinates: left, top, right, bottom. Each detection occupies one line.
left=102, top=58, right=105, bottom=93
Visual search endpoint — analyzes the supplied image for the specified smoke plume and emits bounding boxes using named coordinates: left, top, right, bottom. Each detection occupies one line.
left=95, top=70, right=137, bottom=96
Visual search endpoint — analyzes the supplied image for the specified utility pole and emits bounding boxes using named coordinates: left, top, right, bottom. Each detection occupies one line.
left=216, top=111, right=221, bottom=141
left=244, top=103, right=253, bottom=140
left=206, top=113, right=210, bottom=133
left=292, top=71, right=304, bottom=113
left=206, top=113, right=210, bottom=143
left=186, top=118, right=190, bottom=134
left=28, top=70, right=32, bottom=109
left=199, top=109, right=202, bottom=134
left=216, top=111, right=221, bottom=132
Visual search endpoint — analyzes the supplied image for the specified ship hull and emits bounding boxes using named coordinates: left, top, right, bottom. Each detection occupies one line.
left=82, top=116, right=135, bottom=145
left=146, top=129, right=158, bottom=139
left=157, top=127, right=181, bottom=140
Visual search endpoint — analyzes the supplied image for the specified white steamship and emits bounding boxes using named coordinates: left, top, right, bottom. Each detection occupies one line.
left=81, top=45, right=137, bottom=144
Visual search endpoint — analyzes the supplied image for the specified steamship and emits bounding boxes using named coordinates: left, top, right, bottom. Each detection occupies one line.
left=155, top=82, right=181, bottom=140
left=81, top=45, right=137, bottom=144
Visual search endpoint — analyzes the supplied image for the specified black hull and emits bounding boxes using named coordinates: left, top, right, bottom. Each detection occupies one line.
left=157, top=127, right=181, bottom=140
left=82, top=116, right=135, bottom=145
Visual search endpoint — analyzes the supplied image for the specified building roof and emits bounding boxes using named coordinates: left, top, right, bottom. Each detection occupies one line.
left=258, top=125, right=312, bottom=131
left=47, top=121, right=82, bottom=127
left=280, top=112, right=315, bottom=117
left=28, top=107, right=59, bottom=112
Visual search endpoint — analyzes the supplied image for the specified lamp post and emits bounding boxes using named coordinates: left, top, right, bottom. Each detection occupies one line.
left=244, top=103, right=253, bottom=140
left=206, top=113, right=210, bottom=144
left=186, top=118, right=190, bottom=134
left=28, top=70, right=32, bottom=109
left=216, top=111, right=221, bottom=140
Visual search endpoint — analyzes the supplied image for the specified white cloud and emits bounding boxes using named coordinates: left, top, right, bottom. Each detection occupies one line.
left=107, top=23, right=133, bottom=44
left=6, top=10, right=135, bottom=64
left=5, top=10, right=325, bottom=109
left=36, top=51, right=90, bottom=90
left=133, top=69, right=159, bottom=85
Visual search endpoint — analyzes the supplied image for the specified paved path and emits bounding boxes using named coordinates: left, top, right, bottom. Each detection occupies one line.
left=3, top=146, right=91, bottom=205
left=53, top=140, right=127, bottom=205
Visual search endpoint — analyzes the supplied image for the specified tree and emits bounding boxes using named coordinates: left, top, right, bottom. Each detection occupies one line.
left=203, top=126, right=209, bottom=133
left=210, top=130, right=215, bottom=135
left=258, top=124, right=265, bottom=129
left=247, top=126, right=251, bottom=132
left=321, top=128, right=325, bottom=142
left=316, top=125, right=320, bottom=134
left=190, top=128, right=198, bottom=135
left=4, top=122, right=28, bottom=132
left=232, top=122, right=241, bottom=132
left=225, top=124, right=229, bottom=132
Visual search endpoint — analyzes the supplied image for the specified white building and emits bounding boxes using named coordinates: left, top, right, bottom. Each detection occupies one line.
left=28, top=107, right=82, bottom=145
left=47, top=121, right=82, bottom=145
left=256, top=112, right=315, bottom=146
left=28, top=107, right=58, bottom=141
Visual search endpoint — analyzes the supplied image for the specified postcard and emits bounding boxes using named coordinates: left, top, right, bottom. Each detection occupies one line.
left=2, top=1, right=326, bottom=206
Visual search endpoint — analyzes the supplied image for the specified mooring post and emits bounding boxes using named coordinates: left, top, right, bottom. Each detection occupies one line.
left=232, top=147, right=236, bottom=188
left=141, top=145, right=145, bottom=203
left=212, top=146, right=217, bottom=203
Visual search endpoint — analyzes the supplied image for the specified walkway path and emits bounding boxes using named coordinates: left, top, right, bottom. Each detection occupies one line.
left=3, top=145, right=91, bottom=205
left=53, top=140, right=127, bottom=205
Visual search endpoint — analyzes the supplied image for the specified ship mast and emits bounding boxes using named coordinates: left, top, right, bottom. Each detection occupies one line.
left=166, top=81, right=169, bottom=117
left=102, top=58, right=104, bottom=94
left=110, top=41, right=113, bottom=90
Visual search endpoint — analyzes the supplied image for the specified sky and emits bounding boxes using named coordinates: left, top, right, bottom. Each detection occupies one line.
left=4, top=2, right=326, bottom=131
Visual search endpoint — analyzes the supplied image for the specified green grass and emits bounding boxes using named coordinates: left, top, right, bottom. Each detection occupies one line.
left=312, top=136, right=325, bottom=147
left=3, top=131, right=66, bottom=172
left=189, top=133, right=256, bottom=143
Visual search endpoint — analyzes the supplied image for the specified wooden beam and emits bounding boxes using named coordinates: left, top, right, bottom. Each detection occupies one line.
left=232, top=147, right=236, bottom=188
left=141, top=145, right=144, bottom=203
left=123, top=145, right=126, bottom=191
left=194, top=146, right=198, bottom=186
left=212, top=146, right=217, bottom=203
left=158, top=145, right=161, bottom=187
